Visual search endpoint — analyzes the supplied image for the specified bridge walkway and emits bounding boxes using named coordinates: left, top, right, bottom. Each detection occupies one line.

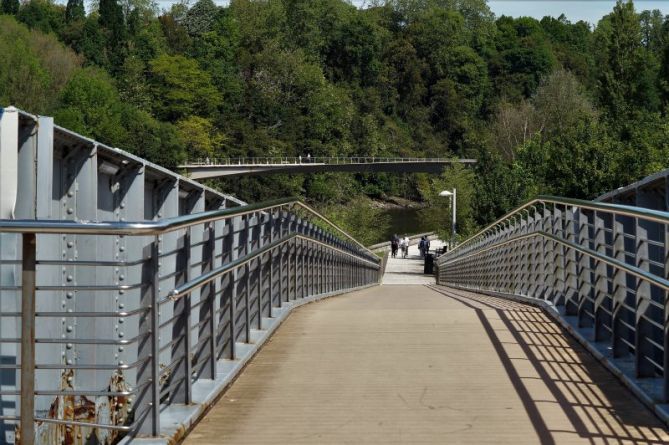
left=381, top=240, right=445, bottom=285
left=184, top=254, right=669, bottom=444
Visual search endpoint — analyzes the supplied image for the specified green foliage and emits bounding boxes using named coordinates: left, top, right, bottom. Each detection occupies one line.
left=99, top=0, right=127, bottom=69
left=65, top=0, right=85, bottom=23
left=0, top=15, right=80, bottom=113
left=416, top=164, right=476, bottom=241
left=176, top=115, right=225, bottom=157
left=54, top=67, right=128, bottom=145
left=5, top=0, right=669, bottom=245
left=1, top=0, right=19, bottom=15
left=321, top=196, right=391, bottom=246
left=594, top=1, right=660, bottom=119
left=17, top=0, right=65, bottom=35
left=490, top=16, right=556, bottom=101
left=183, top=0, right=219, bottom=36
left=148, top=54, right=221, bottom=120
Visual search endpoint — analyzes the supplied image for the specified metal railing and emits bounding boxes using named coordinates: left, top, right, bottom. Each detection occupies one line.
left=183, top=157, right=476, bottom=166
left=436, top=195, right=669, bottom=402
left=1, top=198, right=380, bottom=444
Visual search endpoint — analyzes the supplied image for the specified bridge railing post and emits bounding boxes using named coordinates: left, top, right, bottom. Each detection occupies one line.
left=19, top=233, right=36, bottom=445
left=171, top=226, right=193, bottom=404
left=136, top=235, right=161, bottom=436
left=593, top=210, right=610, bottom=343
left=611, top=211, right=628, bottom=358
left=200, top=221, right=217, bottom=380
left=634, top=213, right=656, bottom=379
left=243, top=214, right=251, bottom=343
left=576, top=208, right=594, bottom=329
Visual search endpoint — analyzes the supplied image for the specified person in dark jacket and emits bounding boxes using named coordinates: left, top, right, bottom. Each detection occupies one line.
left=418, top=236, right=430, bottom=257
left=391, top=234, right=399, bottom=258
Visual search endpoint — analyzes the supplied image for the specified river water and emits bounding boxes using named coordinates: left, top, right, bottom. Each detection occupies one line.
left=377, top=207, right=434, bottom=244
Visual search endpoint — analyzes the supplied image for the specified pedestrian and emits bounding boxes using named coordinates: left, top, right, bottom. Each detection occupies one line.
left=299, top=155, right=302, bottom=163
left=391, top=234, right=399, bottom=258
left=307, top=153, right=311, bottom=163
left=400, top=236, right=409, bottom=258
left=425, top=237, right=431, bottom=254
left=419, top=236, right=426, bottom=257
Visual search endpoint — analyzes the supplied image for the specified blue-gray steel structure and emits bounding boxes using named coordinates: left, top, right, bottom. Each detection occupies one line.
left=0, top=108, right=380, bottom=444
left=597, top=167, right=669, bottom=211
left=436, top=195, right=669, bottom=423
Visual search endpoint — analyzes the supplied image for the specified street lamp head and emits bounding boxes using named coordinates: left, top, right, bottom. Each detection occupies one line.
left=439, top=190, right=453, bottom=197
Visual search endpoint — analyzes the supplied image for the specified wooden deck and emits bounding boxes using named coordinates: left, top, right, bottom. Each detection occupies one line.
left=183, top=283, right=669, bottom=444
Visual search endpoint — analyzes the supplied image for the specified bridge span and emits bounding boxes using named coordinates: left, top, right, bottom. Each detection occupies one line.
left=2, top=107, right=669, bottom=444
left=184, top=243, right=669, bottom=444
left=180, top=157, right=476, bottom=179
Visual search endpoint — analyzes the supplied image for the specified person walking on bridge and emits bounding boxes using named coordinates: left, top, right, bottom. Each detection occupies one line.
left=419, top=236, right=427, bottom=257
left=400, top=236, right=409, bottom=258
left=391, top=234, right=399, bottom=258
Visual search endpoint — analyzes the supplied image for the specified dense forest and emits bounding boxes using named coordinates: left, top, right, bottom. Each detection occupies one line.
left=1, top=0, right=669, bottom=243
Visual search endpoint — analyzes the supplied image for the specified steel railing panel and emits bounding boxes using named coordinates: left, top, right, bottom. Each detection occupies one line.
left=436, top=194, right=669, bottom=408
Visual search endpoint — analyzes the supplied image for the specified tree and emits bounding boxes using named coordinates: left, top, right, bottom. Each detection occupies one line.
left=54, top=67, right=128, bottom=146
left=639, top=9, right=665, bottom=55
left=183, top=0, right=219, bottom=36
left=16, top=0, right=66, bottom=35
left=489, top=69, right=596, bottom=161
left=62, top=15, right=108, bottom=67
left=417, top=163, right=477, bottom=240
left=148, top=54, right=222, bottom=120
left=322, top=196, right=391, bottom=245
left=324, top=12, right=384, bottom=86
left=99, top=0, right=127, bottom=69
left=0, top=15, right=80, bottom=113
left=594, top=0, right=660, bottom=118
left=176, top=116, right=225, bottom=157
left=121, top=108, right=187, bottom=168
left=1, top=0, right=18, bottom=15
left=65, top=0, right=85, bottom=23
left=490, top=16, right=555, bottom=100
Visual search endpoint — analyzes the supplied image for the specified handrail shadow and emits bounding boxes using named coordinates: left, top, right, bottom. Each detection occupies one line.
left=429, top=285, right=669, bottom=444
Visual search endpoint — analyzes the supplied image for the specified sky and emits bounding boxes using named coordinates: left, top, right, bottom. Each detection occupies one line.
left=487, top=1, right=669, bottom=25
left=148, top=1, right=669, bottom=25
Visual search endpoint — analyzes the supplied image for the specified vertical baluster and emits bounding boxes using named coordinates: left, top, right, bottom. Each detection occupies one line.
left=137, top=236, right=161, bottom=435
left=577, top=209, right=593, bottom=327
left=612, top=212, right=627, bottom=358
left=20, top=233, right=36, bottom=445
left=635, top=215, right=655, bottom=378
left=171, top=227, right=192, bottom=404
left=594, top=211, right=610, bottom=343
left=244, top=216, right=251, bottom=342
left=201, top=223, right=217, bottom=379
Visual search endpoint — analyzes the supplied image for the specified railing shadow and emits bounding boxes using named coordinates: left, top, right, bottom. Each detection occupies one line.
left=430, top=285, right=669, bottom=444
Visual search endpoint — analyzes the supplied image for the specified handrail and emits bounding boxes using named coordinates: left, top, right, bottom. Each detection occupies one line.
left=170, top=232, right=381, bottom=301
left=442, top=195, right=669, bottom=261
left=439, top=230, right=669, bottom=292
left=0, top=197, right=379, bottom=259
left=183, top=157, right=477, bottom=166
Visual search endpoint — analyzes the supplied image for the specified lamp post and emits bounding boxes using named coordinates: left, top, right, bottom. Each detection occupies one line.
left=439, top=189, right=456, bottom=250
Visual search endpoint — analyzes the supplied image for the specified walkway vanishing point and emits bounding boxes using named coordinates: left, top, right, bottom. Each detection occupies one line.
left=184, top=242, right=669, bottom=444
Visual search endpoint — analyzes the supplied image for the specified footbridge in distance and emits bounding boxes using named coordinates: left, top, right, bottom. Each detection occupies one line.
left=180, top=156, right=477, bottom=179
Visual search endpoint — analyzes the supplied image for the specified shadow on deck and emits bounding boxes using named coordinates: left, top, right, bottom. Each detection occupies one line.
left=429, top=285, right=668, bottom=444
